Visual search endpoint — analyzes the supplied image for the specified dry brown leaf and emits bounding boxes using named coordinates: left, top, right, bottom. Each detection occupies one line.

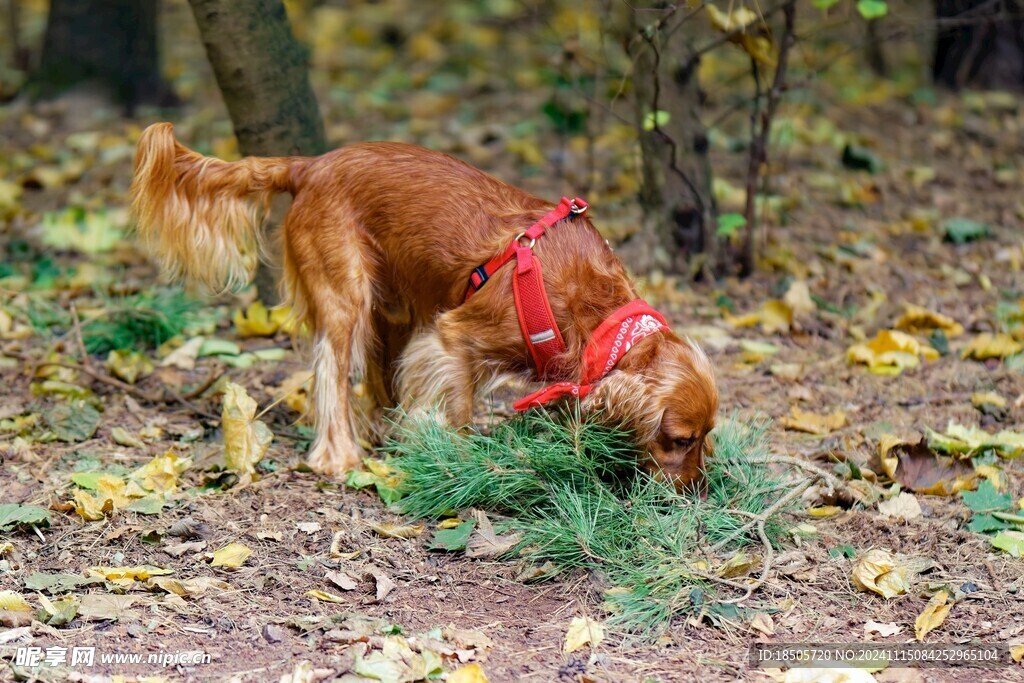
left=783, top=280, right=815, bottom=315
left=877, top=492, right=923, bottom=521
left=864, top=620, right=902, bottom=637
left=563, top=616, right=605, bottom=653
left=327, top=570, right=359, bottom=591
left=878, top=436, right=976, bottom=496
left=78, top=594, right=136, bottom=621
left=851, top=548, right=910, bottom=598
left=371, top=570, right=396, bottom=602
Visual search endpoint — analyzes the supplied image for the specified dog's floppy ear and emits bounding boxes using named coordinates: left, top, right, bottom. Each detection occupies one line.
left=703, top=431, right=715, bottom=456
left=581, top=371, right=659, bottom=442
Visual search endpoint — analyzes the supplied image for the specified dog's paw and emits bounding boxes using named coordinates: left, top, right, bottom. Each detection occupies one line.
left=307, top=442, right=361, bottom=478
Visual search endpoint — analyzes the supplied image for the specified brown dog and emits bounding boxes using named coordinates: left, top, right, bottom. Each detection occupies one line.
left=131, top=124, right=718, bottom=489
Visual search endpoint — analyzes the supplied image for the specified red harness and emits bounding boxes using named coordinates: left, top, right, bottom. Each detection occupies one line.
left=464, top=197, right=670, bottom=411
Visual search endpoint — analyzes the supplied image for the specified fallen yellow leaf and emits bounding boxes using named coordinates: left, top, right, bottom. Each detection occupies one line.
left=105, top=350, right=154, bottom=384
left=895, top=304, right=964, bottom=337
left=73, top=489, right=111, bottom=521
left=961, top=332, right=1024, bottom=360
left=88, top=565, right=173, bottom=582
left=780, top=406, right=847, bottom=435
left=807, top=506, right=842, bottom=518
left=847, top=330, right=939, bottom=375
left=222, top=382, right=273, bottom=476
left=304, top=589, right=348, bottom=604
left=851, top=548, right=910, bottom=599
left=928, top=422, right=1024, bottom=458
left=0, top=590, right=31, bottom=611
left=726, top=300, right=792, bottom=334
left=448, top=663, right=490, bottom=683
left=95, top=474, right=133, bottom=509
left=132, top=450, right=190, bottom=494
left=233, top=301, right=279, bottom=337
left=211, top=542, right=253, bottom=568
left=915, top=590, right=950, bottom=641
left=437, top=518, right=465, bottom=529
left=563, top=616, right=605, bottom=653
left=368, top=522, right=424, bottom=539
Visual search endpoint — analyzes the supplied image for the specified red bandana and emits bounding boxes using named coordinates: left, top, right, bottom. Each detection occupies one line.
left=513, top=299, right=670, bottom=410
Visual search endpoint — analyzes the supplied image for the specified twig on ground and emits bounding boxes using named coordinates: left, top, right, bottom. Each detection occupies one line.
left=12, top=351, right=223, bottom=419
left=718, top=516, right=774, bottom=604
left=746, top=453, right=846, bottom=495
left=70, top=303, right=92, bottom=371
left=710, top=476, right=814, bottom=554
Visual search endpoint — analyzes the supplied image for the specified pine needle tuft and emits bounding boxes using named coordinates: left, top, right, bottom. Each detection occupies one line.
left=380, top=410, right=790, bottom=637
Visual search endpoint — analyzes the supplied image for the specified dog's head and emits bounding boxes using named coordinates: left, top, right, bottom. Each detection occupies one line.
left=583, top=333, right=718, bottom=491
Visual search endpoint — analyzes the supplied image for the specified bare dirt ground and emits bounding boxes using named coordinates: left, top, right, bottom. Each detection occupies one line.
left=3, top=3, right=1024, bottom=682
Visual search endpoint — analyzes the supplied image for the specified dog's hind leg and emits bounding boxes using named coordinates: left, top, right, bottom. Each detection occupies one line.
left=287, top=225, right=377, bottom=477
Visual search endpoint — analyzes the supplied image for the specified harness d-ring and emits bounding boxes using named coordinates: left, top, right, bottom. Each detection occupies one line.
left=514, top=232, right=537, bottom=249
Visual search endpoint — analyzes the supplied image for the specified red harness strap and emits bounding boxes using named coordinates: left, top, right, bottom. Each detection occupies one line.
left=463, top=197, right=670, bottom=408
left=513, top=299, right=670, bottom=410
left=464, top=196, right=587, bottom=377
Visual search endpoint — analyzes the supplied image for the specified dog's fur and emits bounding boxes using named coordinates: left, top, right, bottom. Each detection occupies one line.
left=131, top=123, right=719, bottom=488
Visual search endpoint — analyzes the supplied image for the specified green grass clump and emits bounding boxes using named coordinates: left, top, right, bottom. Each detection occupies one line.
left=23, top=288, right=204, bottom=354
left=383, top=411, right=789, bottom=637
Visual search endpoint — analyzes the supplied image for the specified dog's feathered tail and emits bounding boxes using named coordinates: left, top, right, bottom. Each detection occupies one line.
left=130, top=122, right=306, bottom=292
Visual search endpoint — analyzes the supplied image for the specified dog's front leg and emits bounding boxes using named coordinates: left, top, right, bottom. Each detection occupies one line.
left=394, top=324, right=475, bottom=427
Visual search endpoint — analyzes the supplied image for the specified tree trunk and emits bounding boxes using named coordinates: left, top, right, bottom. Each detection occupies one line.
left=933, top=0, right=1024, bottom=90
left=187, top=0, right=326, bottom=304
left=34, top=0, right=169, bottom=109
left=619, top=5, right=717, bottom=279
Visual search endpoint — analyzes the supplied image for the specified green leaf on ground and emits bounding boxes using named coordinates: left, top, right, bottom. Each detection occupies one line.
left=44, top=401, right=100, bottom=442
left=961, top=480, right=1012, bottom=514
left=429, top=520, right=476, bottom=552
left=0, top=504, right=51, bottom=530
left=966, top=513, right=1009, bottom=534
left=943, top=217, right=989, bottom=244
left=990, top=531, right=1024, bottom=557
left=24, top=572, right=104, bottom=593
